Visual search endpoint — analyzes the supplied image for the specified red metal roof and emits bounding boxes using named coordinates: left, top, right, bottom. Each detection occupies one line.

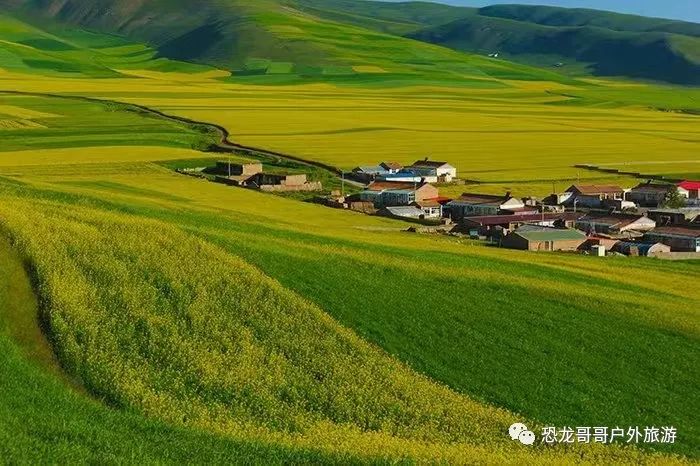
left=679, top=180, right=700, bottom=191
left=433, top=196, right=453, bottom=204
left=366, top=181, right=415, bottom=191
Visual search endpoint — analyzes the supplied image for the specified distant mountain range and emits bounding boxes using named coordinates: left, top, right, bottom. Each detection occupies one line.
left=0, top=0, right=698, bottom=84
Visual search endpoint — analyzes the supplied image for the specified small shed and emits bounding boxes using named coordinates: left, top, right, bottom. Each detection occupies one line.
left=501, top=225, right=587, bottom=252
left=614, top=242, right=671, bottom=257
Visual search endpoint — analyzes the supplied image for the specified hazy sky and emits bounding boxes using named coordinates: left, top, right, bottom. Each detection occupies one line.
left=413, top=1, right=700, bottom=23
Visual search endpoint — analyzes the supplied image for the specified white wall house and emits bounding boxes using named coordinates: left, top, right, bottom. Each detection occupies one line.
left=409, top=160, right=457, bottom=182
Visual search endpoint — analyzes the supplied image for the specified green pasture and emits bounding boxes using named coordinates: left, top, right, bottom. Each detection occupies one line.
left=0, top=16, right=698, bottom=464
left=0, top=93, right=217, bottom=151
left=0, top=154, right=697, bottom=458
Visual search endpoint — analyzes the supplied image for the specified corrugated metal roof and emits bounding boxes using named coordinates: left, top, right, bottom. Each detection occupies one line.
left=366, top=181, right=415, bottom=191
left=577, top=214, right=648, bottom=227
left=355, top=166, right=387, bottom=174
left=463, top=212, right=581, bottom=226
left=646, top=226, right=700, bottom=238
left=513, top=226, right=586, bottom=242
left=450, top=193, right=510, bottom=206
left=383, top=206, right=424, bottom=217
left=567, top=184, right=624, bottom=195
left=630, top=183, right=674, bottom=193
left=615, top=242, right=667, bottom=255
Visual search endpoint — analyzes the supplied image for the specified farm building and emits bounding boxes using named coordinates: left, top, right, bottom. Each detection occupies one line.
left=216, top=161, right=263, bottom=176
left=379, top=172, right=433, bottom=183
left=647, top=208, right=700, bottom=226
left=613, top=242, right=671, bottom=257
left=457, top=212, right=582, bottom=238
left=564, top=184, right=624, bottom=208
left=643, top=226, right=700, bottom=252
left=582, top=236, right=621, bottom=251
left=247, top=173, right=322, bottom=192
left=410, top=200, right=443, bottom=218
left=446, top=193, right=525, bottom=219
left=625, top=182, right=688, bottom=207
left=380, top=161, right=403, bottom=174
left=602, top=198, right=637, bottom=211
left=409, top=159, right=457, bottom=182
left=377, top=205, right=428, bottom=220
left=351, top=165, right=388, bottom=183
left=361, top=181, right=439, bottom=207
left=575, top=213, right=656, bottom=235
left=501, top=225, right=587, bottom=252
left=542, top=192, right=574, bottom=206
left=679, top=181, right=700, bottom=205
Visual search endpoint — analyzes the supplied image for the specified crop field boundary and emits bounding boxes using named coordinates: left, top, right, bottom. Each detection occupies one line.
left=574, top=163, right=687, bottom=182
left=0, top=90, right=344, bottom=176
left=0, top=231, right=87, bottom=393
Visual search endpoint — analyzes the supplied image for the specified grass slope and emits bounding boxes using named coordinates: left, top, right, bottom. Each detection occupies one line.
left=0, top=236, right=365, bottom=463
left=0, top=0, right=584, bottom=85
left=408, top=8, right=700, bottom=85
left=2, top=167, right=675, bottom=463
left=0, top=14, right=223, bottom=78
left=0, top=16, right=698, bottom=463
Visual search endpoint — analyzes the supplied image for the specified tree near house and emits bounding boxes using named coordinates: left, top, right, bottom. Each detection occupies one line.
left=662, top=187, right=687, bottom=208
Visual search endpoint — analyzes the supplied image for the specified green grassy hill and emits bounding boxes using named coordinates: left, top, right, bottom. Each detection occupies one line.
left=0, top=4, right=699, bottom=463
left=0, top=6, right=579, bottom=86
left=406, top=5, right=700, bottom=84
left=3, top=0, right=699, bottom=85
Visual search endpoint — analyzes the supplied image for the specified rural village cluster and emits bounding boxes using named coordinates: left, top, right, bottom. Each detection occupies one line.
left=181, top=158, right=700, bottom=258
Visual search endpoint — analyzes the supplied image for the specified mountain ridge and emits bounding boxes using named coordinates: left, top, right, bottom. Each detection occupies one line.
left=0, top=0, right=698, bottom=84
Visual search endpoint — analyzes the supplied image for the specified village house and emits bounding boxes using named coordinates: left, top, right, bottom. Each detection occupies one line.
left=216, top=161, right=263, bottom=177
left=410, top=199, right=443, bottom=218
left=613, top=241, right=671, bottom=257
left=625, top=182, right=688, bottom=207
left=564, top=184, right=625, bottom=208
left=380, top=161, right=403, bottom=174
left=213, top=161, right=321, bottom=192
left=246, top=173, right=322, bottom=192
left=379, top=171, right=433, bottom=183
left=646, top=208, right=700, bottom=226
left=408, top=159, right=457, bottom=182
left=679, top=181, right=700, bottom=205
left=457, top=212, right=582, bottom=238
left=643, top=225, right=700, bottom=252
left=501, top=225, right=587, bottom=252
left=361, top=181, right=439, bottom=207
left=351, top=165, right=389, bottom=183
left=601, top=198, right=637, bottom=211
left=446, top=193, right=525, bottom=220
left=575, top=213, right=656, bottom=236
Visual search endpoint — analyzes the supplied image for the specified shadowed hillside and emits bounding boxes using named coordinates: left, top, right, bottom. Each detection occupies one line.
left=407, top=4, right=700, bottom=85
left=1, top=0, right=699, bottom=84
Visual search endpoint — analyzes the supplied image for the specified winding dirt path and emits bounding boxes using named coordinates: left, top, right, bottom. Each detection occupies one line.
left=0, top=89, right=345, bottom=176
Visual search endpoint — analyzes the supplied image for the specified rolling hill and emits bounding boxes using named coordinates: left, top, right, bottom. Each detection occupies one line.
left=0, top=1, right=570, bottom=85
left=0, top=1, right=699, bottom=464
left=1, top=0, right=699, bottom=84
left=408, top=5, right=700, bottom=85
